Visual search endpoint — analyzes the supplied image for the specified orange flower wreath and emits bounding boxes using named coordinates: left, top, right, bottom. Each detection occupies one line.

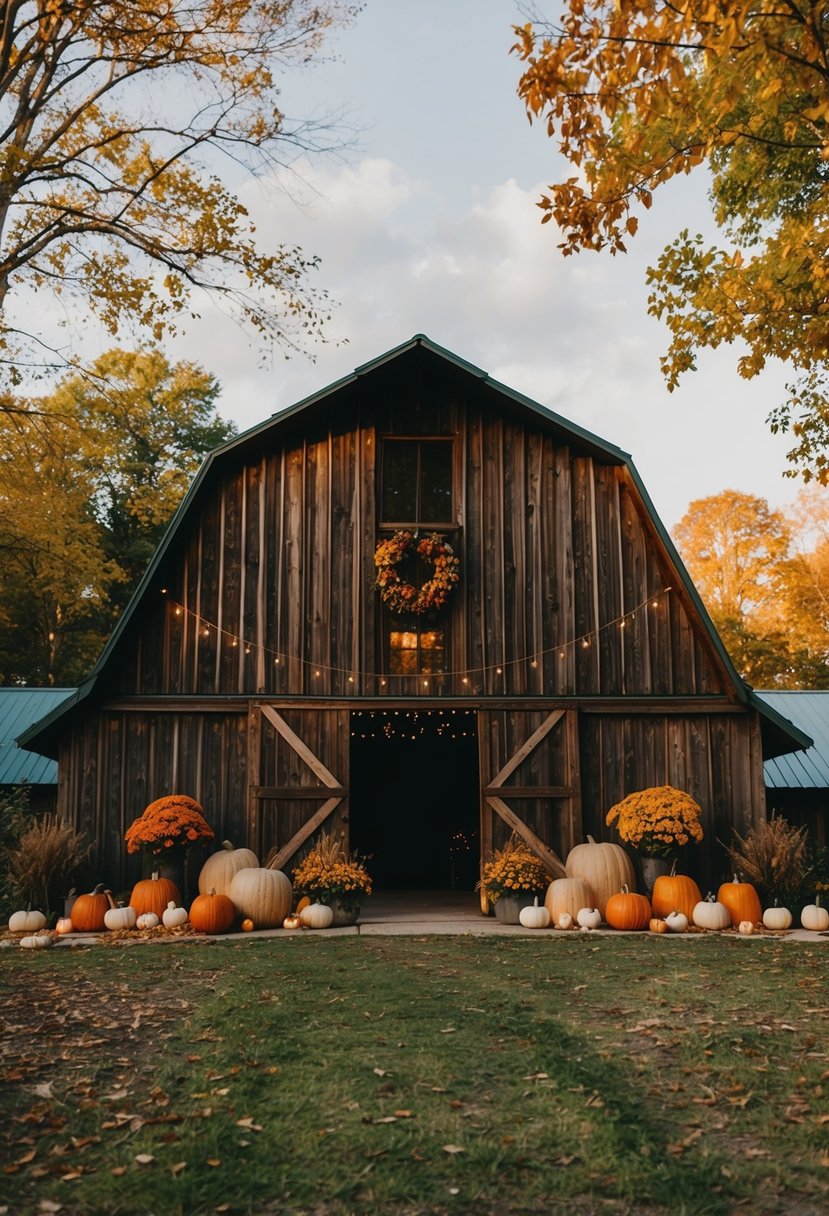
left=374, top=530, right=460, bottom=615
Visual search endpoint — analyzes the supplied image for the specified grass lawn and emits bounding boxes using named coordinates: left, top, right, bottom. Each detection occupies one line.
left=0, top=934, right=827, bottom=1216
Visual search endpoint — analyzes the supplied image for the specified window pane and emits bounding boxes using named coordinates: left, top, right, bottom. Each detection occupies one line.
left=381, top=441, right=418, bottom=521
left=419, top=630, right=445, bottom=674
left=419, top=442, right=453, bottom=523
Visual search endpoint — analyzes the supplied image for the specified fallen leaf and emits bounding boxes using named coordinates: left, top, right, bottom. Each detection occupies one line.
left=206, top=1158, right=221, bottom=1167
left=171, top=1161, right=187, bottom=1176
left=443, top=1144, right=464, bottom=1154
left=393, top=1110, right=413, bottom=1118
left=134, top=1154, right=154, bottom=1166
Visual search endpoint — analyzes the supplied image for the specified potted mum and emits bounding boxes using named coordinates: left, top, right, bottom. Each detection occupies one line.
left=605, top=785, right=703, bottom=892
left=124, top=794, right=215, bottom=899
left=478, top=834, right=549, bottom=924
left=291, top=829, right=372, bottom=926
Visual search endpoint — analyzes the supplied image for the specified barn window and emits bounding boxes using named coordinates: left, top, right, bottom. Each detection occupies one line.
left=388, top=626, right=446, bottom=675
left=380, top=439, right=454, bottom=525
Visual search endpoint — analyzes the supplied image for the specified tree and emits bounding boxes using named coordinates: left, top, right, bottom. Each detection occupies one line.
left=513, top=3, right=829, bottom=480
left=0, top=0, right=357, bottom=382
left=0, top=348, right=235, bottom=684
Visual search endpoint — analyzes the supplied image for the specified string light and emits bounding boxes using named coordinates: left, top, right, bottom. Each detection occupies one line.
left=162, top=585, right=673, bottom=684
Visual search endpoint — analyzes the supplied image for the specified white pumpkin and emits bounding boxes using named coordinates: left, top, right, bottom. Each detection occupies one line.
left=104, top=903, right=138, bottom=931
left=9, top=908, right=47, bottom=933
left=565, top=835, right=636, bottom=919
left=762, top=904, right=793, bottom=931
left=738, top=920, right=756, bottom=935
left=136, top=912, right=160, bottom=930
left=665, top=910, right=689, bottom=934
left=20, top=932, right=52, bottom=949
left=299, top=902, right=334, bottom=929
left=556, top=911, right=574, bottom=930
left=518, top=897, right=551, bottom=929
left=229, top=867, right=292, bottom=929
left=576, top=907, right=602, bottom=930
left=800, top=896, right=829, bottom=932
left=692, top=895, right=730, bottom=931
left=198, top=840, right=259, bottom=897
left=162, top=900, right=189, bottom=928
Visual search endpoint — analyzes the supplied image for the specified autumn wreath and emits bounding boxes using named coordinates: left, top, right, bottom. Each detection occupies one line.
left=374, top=530, right=460, bottom=615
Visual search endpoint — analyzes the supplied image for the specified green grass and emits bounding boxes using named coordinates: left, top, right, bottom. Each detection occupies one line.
left=1, top=934, right=827, bottom=1215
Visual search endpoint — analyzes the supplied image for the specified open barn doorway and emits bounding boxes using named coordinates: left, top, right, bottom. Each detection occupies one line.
left=349, top=709, right=479, bottom=891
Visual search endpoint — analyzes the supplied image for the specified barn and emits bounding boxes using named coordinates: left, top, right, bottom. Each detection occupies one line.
left=20, top=335, right=810, bottom=903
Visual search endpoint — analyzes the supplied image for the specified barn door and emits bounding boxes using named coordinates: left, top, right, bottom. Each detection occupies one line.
left=479, top=709, right=582, bottom=911
left=247, top=704, right=349, bottom=871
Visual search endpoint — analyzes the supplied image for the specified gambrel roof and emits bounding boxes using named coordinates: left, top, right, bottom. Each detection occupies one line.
left=19, top=334, right=811, bottom=760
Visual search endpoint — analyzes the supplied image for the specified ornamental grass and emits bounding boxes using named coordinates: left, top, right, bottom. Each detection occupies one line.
left=1, top=812, right=91, bottom=915
left=290, top=828, right=372, bottom=910
left=606, top=784, right=704, bottom=857
left=124, top=794, right=214, bottom=856
left=726, top=813, right=811, bottom=905
left=478, top=832, right=549, bottom=903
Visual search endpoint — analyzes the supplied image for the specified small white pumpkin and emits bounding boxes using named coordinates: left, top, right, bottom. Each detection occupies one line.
left=800, top=895, right=829, bottom=932
left=576, top=907, right=602, bottom=930
left=20, top=931, right=52, bottom=949
left=299, top=902, right=334, bottom=929
left=9, top=908, right=47, bottom=933
left=762, top=904, right=793, bottom=931
left=738, top=920, right=756, bottom=936
left=519, top=897, right=551, bottom=929
left=665, top=910, right=689, bottom=934
left=162, top=900, right=189, bottom=928
left=136, top=911, right=160, bottom=930
left=692, top=894, right=730, bottom=931
left=104, top=903, right=138, bottom=931
left=556, top=911, right=574, bottom=930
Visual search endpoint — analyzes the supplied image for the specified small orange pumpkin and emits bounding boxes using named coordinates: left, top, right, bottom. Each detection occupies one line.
left=605, top=885, right=651, bottom=931
left=651, top=862, right=703, bottom=921
left=241, top=918, right=255, bottom=932
left=717, top=875, right=762, bottom=927
left=130, top=872, right=182, bottom=920
left=55, top=917, right=74, bottom=935
left=189, top=889, right=235, bottom=935
left=70, top=884, right=115, bottom=932
left=295, top=895, right=311, bottom=915
left=649, top=917, right=668, bottom=934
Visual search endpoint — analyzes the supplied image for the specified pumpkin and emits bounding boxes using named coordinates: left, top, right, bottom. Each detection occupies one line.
left=556, top=911, right=574, bottom=930
left=577, top=907, right=602, bottom=930
left=762, top=903, right=793, bottom=931
left=162, top=901, right=189, bottom=929
left=8, top=907, right=47, bottom=933
left=738, top=920, right=756, bottom=935
left=605, top=885, right=651, bottom=931
left=544, top=876, right=593, bottom=925
left=55, top=917, right=74, bottom=935
left=189, top=889, right=235, bottom=935
left=651, top=862, right=703, bottom=921
left=295, top=895, right=311, bottom=915
left=282, top=914, right=302, bottom=930
left=104, top=903, right=138, bottom=931
left=71, top=884, right=115, bottom=932
left=229, top=867, right=292, bottom=929
left=565, top=835, right=636, bottom=919
left=136, top=912, right=160, bottom=930
left=299, top=902, right=334, bottom=929
left=801, top=896, right=829, bottom=932
left=665, top=910, right=689, bottom=933
left=649, top=917, right=669, bottom=934
left=519, top=897, right=551, bottom=929
left=716, top=875, right=762, bottom=927
left=20, top=932, right=52, bottom=949
left=241, top=918, right=255, bottom=932
left=129, top=872, right=181, bottom=920
left=692, top=894, right=730, bottom=931
left=198, top=840, right=259, bottom=897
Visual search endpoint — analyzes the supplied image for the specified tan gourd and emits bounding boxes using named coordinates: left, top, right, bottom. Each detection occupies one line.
left=198, top=840, right=259, bottom=897
left=545, top=876, right=593, bottom=924
left=229, top=867, right=292, bottom=929
left=565, top=836, right=636, bottom=919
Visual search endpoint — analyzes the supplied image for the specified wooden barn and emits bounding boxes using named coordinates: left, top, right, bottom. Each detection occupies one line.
left=21, top=336, right=810, bottom=901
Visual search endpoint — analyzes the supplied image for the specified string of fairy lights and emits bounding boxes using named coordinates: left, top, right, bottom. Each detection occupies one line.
left=158, top=584, right=674, bottom=689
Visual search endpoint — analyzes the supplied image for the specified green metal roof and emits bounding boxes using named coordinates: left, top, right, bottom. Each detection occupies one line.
left=17, top=335, right=812, bottom=761
left=0, top=688, right=75, bottom=785
left=757, top=692, right=828, bottom=789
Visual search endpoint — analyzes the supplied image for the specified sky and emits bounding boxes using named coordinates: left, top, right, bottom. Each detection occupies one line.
left=64, top=2, right=808, bottom=533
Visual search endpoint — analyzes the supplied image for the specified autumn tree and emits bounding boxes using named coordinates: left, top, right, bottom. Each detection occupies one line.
left=514, top=3, right=829, bottom=479
left=0, top=0, right=357, bottom=383
left=0, top=349, right=235, bottom=684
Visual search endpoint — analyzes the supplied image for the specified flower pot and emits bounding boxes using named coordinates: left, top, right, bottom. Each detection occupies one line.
left=493, top=893, right=536, bottom=925
left=638, top=855, right=674, bottom=896
left=327, top=899, right=359, bottom=927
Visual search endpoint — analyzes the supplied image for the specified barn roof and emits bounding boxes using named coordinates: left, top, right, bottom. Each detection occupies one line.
left=757, top=692, right=829, bottom=790
left=18, top=335, right=812, bottom=761
left=0, top=688, right=75, bottom=785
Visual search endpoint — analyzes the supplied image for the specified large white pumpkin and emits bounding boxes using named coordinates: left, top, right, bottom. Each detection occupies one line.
left=229, top=867, right=292, bottom=928
left=198, top=840, right=259, bottom=897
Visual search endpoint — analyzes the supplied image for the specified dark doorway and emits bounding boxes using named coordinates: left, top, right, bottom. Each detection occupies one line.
left=349, top=710, right=479, bottom=890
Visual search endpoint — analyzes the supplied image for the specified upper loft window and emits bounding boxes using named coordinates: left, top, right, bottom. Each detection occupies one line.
left=380, top=439, right=454, bottom=526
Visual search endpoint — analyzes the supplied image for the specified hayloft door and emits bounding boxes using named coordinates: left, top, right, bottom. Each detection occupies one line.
left=478, top=709, right=582, bottom=912
left=247, top=704, right=350, bottom=870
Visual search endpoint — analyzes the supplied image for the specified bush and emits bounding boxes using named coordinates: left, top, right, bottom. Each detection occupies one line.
left=725, top=813, right=811, bottom=907
left=0, top=805, right=91, bottom=917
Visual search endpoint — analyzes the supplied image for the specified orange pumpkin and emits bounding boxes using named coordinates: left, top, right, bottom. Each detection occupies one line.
left=651, top=862, right=703, bottom=921
left=70, top=884, right=115, bottom=932
left=649, top=917, right=669, bottom=934
left=129, top=872, right=181, bottom=920
left=606, top=885, right=651, bottom=931
left=189, top=889, right=235, bottom=935
left=716, top=875, right=762, bottom=927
